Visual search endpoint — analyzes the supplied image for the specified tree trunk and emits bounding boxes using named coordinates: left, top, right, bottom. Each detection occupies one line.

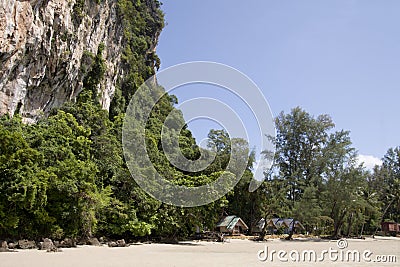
left=286, top=219, right=295, bottom=240
left=332, top=210, right=347, bottom=238
left=359, top=222, right=365, bottom=238
left=346, top=212, right=354, bottom=237
left=258, top=210, right=271, bottom=241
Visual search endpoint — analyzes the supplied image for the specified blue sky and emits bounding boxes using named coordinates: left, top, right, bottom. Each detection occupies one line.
left=156, top=0, right=400, bottom=168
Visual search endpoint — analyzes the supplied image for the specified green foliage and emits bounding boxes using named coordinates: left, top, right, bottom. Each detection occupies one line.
left=262, top=107, right=393, bottom=238
left=0, top=101, right=397, bottom=240
left=83, top=44, right=107, bottom=102
left=370, top=147, right=400, bottom=225
left=73, top=0, right=85, bottom=23
left=0, top=111, right=106, bottom=239
left=73, top=0, right=104, bottom=24
left=0, top=68, right=229, bottom=241
left=0, top=0, right=230, bottom=241
left=113, top=0, right=165, bottom=115
left=2, top=0, right=397, bottom=242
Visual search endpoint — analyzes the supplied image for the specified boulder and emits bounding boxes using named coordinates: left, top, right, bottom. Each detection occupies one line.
left=117, top=239, right=127, bottom=247
left=8, top=242, right=15, bottom=249
left=18, top=239, right=37, bottom=249
left=107, top=241, right=117, bottom=247
left=58, top=238, right=76, bottom=248
left=0, top=241, right=8, bottom=252
left=1, top=241, right=8, bottom=249
left=39, top=238, right=59, bottom=252
left=108, top=239, right=127, bottom=247
left=87, top=237, right=101, bottom=246
left=46, top=246, right=61, bottom=252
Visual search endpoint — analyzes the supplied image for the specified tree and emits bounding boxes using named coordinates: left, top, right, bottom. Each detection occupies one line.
left=266, top=107, right=372, bottom=239
left=0, top=118, right=51, bottom=238
left=267, top=107, right=334, bottom=239
left=371, top=147, right=400, bottom=226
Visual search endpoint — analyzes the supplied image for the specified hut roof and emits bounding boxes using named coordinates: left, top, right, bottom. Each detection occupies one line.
left=256, top=218, right=305, bottom=230
left=283, top=218, right=305, bottom=230
left=216, top=215, right=248, bottom=231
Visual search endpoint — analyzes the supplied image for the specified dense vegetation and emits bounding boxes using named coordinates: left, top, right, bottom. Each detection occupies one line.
left=260, top=108, right=400, bottom=239
left=1, top=102, right=398, bottom=240
left=0, top=0, right=230, bottom=241
left=0, top=0, right=398, bottom=241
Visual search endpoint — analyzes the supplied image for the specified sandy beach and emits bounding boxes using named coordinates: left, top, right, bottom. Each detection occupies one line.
left=0, top=237, right=398, bottom=267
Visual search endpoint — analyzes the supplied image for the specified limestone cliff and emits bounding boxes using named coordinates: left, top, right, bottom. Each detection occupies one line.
left=0, top=0, right=163, bottom=122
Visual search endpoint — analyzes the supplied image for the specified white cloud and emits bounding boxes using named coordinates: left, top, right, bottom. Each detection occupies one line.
left=357, top=154, right=382, bottom=170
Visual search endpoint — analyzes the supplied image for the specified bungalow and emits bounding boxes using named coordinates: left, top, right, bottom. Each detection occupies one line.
left=381, top=221, right=400, bottom=236
left=254, top=218, right=282, bottom=233
left=282, top=218, right=305, bottom=234
left=216, top=215, right=249, bottom=235
left=253, top=218, right=305, bottom=234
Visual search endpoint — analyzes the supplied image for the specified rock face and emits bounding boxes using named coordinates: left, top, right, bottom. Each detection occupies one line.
left=0, top=0, right=124, bottom=123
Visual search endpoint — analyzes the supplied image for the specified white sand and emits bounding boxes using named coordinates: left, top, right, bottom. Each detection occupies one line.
left=0, top=237, right=399, bottom=267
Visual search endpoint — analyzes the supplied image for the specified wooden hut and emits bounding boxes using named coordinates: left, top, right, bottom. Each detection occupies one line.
left=253, top=218, right=281, bottom=234
left=381, top=221, right=400, bottom=236
left=216, top=215, right=249, bottom=235
left=282, top=218, right=305, bottom=234
left=253, top=218, right=305, bottom=234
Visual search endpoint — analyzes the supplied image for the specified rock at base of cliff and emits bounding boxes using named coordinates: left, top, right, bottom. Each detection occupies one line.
left=17, top=239, right=37, bottom=249
left=87, top=237, right=101, bottom=246
left=7, top=242, right=15, bottom=249
left=39, top=238, right=61, bottom=252
left=0, top=241, right=9, bottom=252
left=108, top=239, right=127, bottom=247
left=117, top=239, right=127, bottom=247
left=56, top=238, right=76, bottom=248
